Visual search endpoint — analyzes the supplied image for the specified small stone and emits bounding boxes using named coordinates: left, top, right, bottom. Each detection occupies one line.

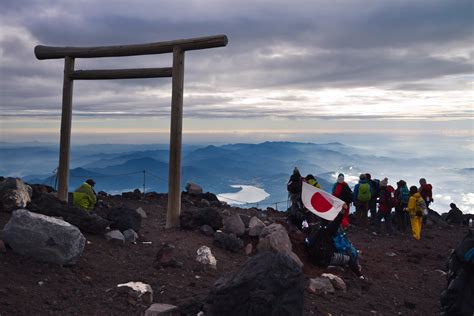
left=155, top=243, right=178, bottom=268
left=144, top=303, right=179, bottom=316
left=200, top=199, right=211, bottom=207
left=135, top=207, right=147, bottom=219
left=321, top=273, right=346, bottom=291
left=104, top=230, right=125, bottom=244
left=123, top=229, right=138, bottom=243
left=117, top=281, right=153, bottom=305
left=308, top=277, right=335, bottom=294
left=0, top=240, right=6, bottom=253
left=200, top=225, right=215, bottom=237
left=196, top=245, right=217, bottom=269
left=385, top=252, right=397, bottom=257
left=434, top=269, right=447, bottom=276
left=245, top=243, right=253, bottom=255
left=404, top=301, right=416, bottom=310
left=38, top=281, right=45, bottom=286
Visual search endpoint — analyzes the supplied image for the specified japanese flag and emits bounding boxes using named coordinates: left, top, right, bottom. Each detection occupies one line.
left=302, top=182, right=345, bottom=221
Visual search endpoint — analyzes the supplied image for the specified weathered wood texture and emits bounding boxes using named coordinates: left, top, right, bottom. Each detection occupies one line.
left=35, top=35, right=227, bottom=59
left=70, top=68, right=172, bottom=80
left=166, top=47, right=185, bottom=229
left=57, top=57, right=75, bottom=202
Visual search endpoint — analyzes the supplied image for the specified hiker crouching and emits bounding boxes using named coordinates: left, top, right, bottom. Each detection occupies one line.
left=73, top=179, right=97, bottom=212
left=305, top=207, right=364, bottom=278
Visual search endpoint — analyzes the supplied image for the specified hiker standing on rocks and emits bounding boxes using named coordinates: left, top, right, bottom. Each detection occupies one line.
left=73, top=179, right=97, bottom=212
left=419, top=178, right=433, bottom=209
left=406, top=185, right=424, bottom=240
left=366, top=173, right=380, bottom=226
left=372, top=178, right=395, bottom=236
left=394, top=180, right=410, bottom=234
left=287, top=167, right=303, bottom=210
left=353, top=174, right=371, bottom=226
left=332, top=173, right=353, bottom=229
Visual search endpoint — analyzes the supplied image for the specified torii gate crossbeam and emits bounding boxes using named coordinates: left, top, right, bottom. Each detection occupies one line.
left=34, top=35, right=228, bottom=228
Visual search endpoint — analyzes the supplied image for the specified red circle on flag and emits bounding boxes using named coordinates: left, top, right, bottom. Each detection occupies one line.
left=310, top=192, right=332, bottom=212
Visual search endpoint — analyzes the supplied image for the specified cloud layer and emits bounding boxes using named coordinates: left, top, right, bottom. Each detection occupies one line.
left=1, top=0, right=473, bottom=122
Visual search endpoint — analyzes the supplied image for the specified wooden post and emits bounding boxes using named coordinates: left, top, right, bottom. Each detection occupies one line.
left=166, top=47, right=185, bottom=228
left=57, top=56, right=75, bottom=202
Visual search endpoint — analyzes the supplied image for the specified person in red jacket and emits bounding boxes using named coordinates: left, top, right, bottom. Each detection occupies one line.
left=373, top=178, right=395, bottom=236
left=332, top=173, right=353, bottom=229
left=419, top=178, right=433, bottom=208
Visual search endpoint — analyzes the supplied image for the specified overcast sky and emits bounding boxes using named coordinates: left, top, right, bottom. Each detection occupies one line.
left=0, top=0, right=473, bottom=143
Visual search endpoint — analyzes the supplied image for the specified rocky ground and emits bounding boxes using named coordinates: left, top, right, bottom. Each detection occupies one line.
left=0, top=190, right=468, bottom=315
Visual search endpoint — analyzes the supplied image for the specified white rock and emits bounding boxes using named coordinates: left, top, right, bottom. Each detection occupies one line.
left=308, top=277, right=335, bottom=294
left=117, top=281, right=153, bottom=304
left=135, top=207, right=147, bottom=218
left=145, top=303, right=179, bottom=316
left=105, top=230, right=125, bottom=244
left=196, top=245, right=217, bottom=269
left=321, top=273, right=346, bottom=291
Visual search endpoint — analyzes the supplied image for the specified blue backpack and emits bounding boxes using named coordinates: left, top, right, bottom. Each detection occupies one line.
left=399, top=186, right=410, bottom=204
left=333, top=230, right=358, bottom=259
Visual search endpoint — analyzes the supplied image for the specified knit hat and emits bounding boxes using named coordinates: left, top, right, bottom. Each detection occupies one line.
left=86, top=179, right=96, bottom=186
left=337, top=173, right=344, bottom=183
left=380, top=177, right=388, bottom=187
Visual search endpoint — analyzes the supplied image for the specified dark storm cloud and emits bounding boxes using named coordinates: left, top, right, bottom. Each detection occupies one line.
left=0, top=0, right=472, bottom=120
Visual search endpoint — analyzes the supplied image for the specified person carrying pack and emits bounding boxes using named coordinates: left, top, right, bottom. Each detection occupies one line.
left=373, top=178, right=394, bottom=236
left=305, top=209, right=364, bottom=278
left=440, top=227, right=474, bottom=315
left=353, top=174, right=371, bottom=226
left=394, top=180, right=410, bottom=233
left=406, top=186, right=424, bottom=240
left=366, top=173, right=380, bottom=224
left=287, top=167, right=303, bottom=209
left=332, top=173, right=353, bottom=229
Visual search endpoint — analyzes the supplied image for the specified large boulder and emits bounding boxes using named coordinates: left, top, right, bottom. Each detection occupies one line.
left=0, top=177, right=32, bottom=212
left=27, top=193, right=110, bottom=234
left=257, top=223, right=303, bottom=267
left=248, top=216, right=266, bottom=237
left=213, top=232, right=243, bottom=253
left=206, top=251, right=304, bottom=315
left=107, top=206, right=142, bottom=232
left=186, top=182, right=203, bottom=195
left=180, top=207, right=222, bottom=230
left=1, top=209, right=86, bottom=265
left=223, top=214, right=245, bottom=237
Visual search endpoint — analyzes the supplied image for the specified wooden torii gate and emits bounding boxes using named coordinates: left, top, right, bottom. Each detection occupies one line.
left=34, top=35, right=228, bottom=228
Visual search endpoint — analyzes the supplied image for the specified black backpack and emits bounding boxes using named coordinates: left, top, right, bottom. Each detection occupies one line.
left=287, top=175, right=302, bottom=194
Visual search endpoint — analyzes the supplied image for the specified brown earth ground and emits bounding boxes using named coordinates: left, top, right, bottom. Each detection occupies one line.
left=0, top=194, right=467, bottom=315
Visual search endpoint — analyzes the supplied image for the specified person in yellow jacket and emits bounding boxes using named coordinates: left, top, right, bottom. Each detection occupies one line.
left=305, top=174, right=321, bottom=188
left=406, top=185, right=423, bottom=240
left=73, top=179, right=97, bottom=212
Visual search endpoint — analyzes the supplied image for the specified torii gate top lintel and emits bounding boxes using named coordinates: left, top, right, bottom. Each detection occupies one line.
left=35, top=34, right=228, bottom=228
left=34, top=35, right=228, bottom=59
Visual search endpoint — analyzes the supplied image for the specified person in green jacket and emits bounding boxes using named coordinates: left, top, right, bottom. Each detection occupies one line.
left=73, top=179, right=97, bottom=212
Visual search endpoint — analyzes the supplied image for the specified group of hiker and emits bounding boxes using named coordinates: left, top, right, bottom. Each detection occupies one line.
left=287, top=168, right=442, bottom=278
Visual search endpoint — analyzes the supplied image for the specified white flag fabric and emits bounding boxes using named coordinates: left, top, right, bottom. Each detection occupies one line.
left=301, top=182, right=345, bottom=221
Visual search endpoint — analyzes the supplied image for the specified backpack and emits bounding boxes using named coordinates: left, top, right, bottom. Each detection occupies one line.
left=386, top=185, right=398, bottom=207
left=370, top=179, right=381, bottom=198
left=333, top=230, right=358, bottom=259
left=342, top=184, right=354, bottom=204
left=416, top=197, right=428, bottom=216
left=357, top=183, right=372, bottom=202
left=287, top=176, right=302, bottom=194
left=399, top=186, right=410, bottom=204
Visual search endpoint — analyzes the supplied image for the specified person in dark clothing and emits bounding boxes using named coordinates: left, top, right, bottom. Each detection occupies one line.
left=394, top=180, right=410, bottom=234
left=332, top=173, right=353, bottom=229
left=446, top=203, right=464, bottom=225
left=366, top=173, right=380, bottom=225
left=305, top=208, right=364, bottom=277
left=287, top=167, right=303, bottom=210
left=373, top=178, right=394, bottom=236
left=440, top=228, right=474, bottom=315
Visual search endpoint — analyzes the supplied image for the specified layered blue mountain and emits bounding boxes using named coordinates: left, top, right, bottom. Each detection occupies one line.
left=3, top=141, right=471, bottom=213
